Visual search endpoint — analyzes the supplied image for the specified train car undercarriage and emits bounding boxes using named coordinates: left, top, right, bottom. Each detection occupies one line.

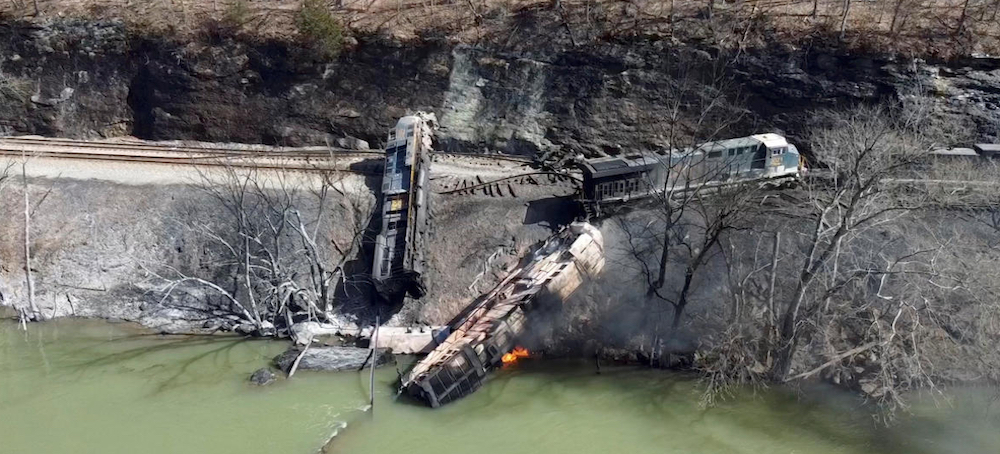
left=399, top=222, right=605, bottom=407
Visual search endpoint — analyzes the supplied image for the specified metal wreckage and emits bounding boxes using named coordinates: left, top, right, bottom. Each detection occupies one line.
left=399, top=222, right=605, bottom=407
left=371, top=113, right=605, bottom=407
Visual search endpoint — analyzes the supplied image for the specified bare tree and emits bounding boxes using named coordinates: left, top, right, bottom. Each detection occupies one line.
left=149, top=154, right=374, bottom=337
left=692, top=97, right=1000, bottom=420
left=614, top=50, right=754, bottom=360
left=888, top=0, right=921, bottom=36
left=956, top=0, right=974, bottom=36
left=696, top=226, right=781, bottom=405
left=0, top=160, right=12, bottom=315
left=839, top=0, right=851, bottom=39
left=621, top=179, right=762, bottom=329
left=768, top=104, right=937, bottom=380
left=15, top=152, right=55, bottom=323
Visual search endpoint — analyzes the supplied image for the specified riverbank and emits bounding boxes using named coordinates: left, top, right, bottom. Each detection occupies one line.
left=2, top=318, right=998, bottom=454
left=0, top=169, right=563, bottom=331
left=2, top=7, right=1000, bottom=418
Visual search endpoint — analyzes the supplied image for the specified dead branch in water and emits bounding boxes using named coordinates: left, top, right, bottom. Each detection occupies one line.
left=287, top=342, right=312, bottom=378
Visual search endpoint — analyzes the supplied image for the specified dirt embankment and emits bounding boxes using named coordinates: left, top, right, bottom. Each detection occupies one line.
left=0, top=167, right=573, bottom=332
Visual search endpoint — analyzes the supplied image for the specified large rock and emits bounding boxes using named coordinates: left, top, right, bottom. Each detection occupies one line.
left=289, top=321, right=444, bottom=353
left=273, top=346, right=393, bottom=373
left=249, top=367, right=277, bottom=385
left=289, top=320, right=359, bottom=345
left=334, top=136, right=370, bottom=150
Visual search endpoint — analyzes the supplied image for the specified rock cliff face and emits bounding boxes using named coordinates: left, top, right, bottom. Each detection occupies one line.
left=1, top=19, right=999, bottom=157
left=0, top=21, right=132, bottom=138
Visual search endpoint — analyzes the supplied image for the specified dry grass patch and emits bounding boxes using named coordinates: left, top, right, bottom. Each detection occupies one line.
left=2, top=0, right=999, bottom=57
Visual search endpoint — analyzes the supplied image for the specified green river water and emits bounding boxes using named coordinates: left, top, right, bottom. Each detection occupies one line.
left=1, top=319, right=998, bottom=454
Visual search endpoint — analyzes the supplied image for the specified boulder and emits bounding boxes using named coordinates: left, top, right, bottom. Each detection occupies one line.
left=273, top=346, right=393, bottom=373
left=249, top=368, right=277, bottom=386
left=289, top=320, right=360, bottom=345
left=255, top=320, right=276, bottom=337
left=334, top=137, right=370, bottom=150
left=234, top=323, right=256, bottom=335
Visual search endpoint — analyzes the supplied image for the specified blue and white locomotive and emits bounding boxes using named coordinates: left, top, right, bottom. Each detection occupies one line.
left=372, top=113, right=436, bottom=300
left=579, top=133, right=803, bottom=215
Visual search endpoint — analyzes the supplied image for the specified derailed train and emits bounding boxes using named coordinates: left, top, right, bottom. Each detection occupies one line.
left=576, top=134, right=1000, bottom=217
left=579, top=133, right=803, bottom=216
left=400, top=222, right=605, bottom=407
left=371, top=113, right=436, bottom=300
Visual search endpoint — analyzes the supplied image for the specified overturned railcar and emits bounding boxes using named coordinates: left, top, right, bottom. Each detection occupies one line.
left=400, top=222, right=605, bottom=407
left=372, top=113, right=436, bottom=299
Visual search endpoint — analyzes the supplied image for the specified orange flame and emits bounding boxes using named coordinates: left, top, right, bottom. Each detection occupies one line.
left=501, top=346, right=530, bottom=364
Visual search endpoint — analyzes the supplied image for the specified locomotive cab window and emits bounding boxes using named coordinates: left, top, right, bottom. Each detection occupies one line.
left=708, top=150, right=722, bottom=159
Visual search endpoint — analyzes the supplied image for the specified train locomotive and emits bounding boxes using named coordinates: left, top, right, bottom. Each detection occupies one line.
left=579, top=133, right=803, bottom=216
left=371, top=113, right=436, bottom=300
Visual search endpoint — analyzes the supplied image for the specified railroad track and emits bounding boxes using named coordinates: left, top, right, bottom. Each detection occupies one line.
left=431, top=151, right=533, bottom=166
left=0, top=136, right=383, bottom=159
left=0, top=136, right=534, bottom=175
left=434, top=171, right=580, bottom=197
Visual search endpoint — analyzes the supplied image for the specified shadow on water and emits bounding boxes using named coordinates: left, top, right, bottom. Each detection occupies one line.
left=61, top=336, right=247, bottom=394
left=5, top=322, right=255, bottom=394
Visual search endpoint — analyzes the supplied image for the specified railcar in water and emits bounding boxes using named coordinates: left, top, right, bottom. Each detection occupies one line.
left=400, top=222, right=605, bottom=407
left=579, top=133, right=803, bottom=216
left=372, top=113, right=436, bottom=299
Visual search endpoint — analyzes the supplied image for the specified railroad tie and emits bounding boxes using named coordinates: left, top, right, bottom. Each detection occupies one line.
left=508, top=183, right=516, bottom=198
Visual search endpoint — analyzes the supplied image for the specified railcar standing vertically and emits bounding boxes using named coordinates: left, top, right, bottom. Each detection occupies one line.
left=372, top=113, right=436, bottom=299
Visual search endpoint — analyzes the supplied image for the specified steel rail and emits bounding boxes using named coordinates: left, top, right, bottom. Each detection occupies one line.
left=435, top=171, right=580, bottom=195
left=0, top=136, right=534, bottom=165
left=0, top=149, right=382, bottom=175
left=0, top=136, right=379, bottom=156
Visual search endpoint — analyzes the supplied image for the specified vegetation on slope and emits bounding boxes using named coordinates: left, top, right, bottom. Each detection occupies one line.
left=4, top=0, right=1000, bottom=58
